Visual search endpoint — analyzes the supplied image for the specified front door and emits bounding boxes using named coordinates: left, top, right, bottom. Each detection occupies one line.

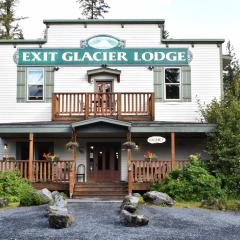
left=87, top=142, right=121, bottom=182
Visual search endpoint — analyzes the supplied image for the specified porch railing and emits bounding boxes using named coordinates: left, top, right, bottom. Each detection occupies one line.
left=52, top=92, right=154, bottom=121
left=131, top=160, right=189, bottom=183
left=0, top=160, right=73, bottom=183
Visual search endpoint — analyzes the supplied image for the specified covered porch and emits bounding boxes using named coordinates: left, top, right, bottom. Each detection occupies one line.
left=0, top=119, right=215, bottom=197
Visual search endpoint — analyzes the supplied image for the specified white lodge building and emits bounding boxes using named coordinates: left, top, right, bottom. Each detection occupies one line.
left=0, top=19, right=224, bottom=198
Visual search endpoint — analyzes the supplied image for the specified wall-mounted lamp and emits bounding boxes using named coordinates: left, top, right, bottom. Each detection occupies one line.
left=101, top=64, right=107, bottom=68
left=148, top=66, right=154, bottom=71
left=4, top=144, right=8, bottom=150
left=53, top=66, right=60, bottom=71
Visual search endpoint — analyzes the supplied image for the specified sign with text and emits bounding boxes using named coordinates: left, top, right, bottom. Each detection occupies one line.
left=147, top=136, right=166, bottom=144
left=17, top=35, right=189, bottom=66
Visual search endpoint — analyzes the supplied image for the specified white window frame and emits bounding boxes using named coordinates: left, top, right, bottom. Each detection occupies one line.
left=27, top=68, right=45, bottom=102
left=164, top=67, right=181, bottom=101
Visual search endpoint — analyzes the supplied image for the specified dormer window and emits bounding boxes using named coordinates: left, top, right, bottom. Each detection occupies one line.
left=27, top=68, right=44, bottom=101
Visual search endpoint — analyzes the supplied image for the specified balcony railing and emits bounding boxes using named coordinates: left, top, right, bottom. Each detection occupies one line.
left=52, top=92, right=154, bottom=121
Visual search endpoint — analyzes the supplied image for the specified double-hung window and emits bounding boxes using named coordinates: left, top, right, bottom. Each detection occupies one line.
left=27, top=68, right=44, bottom=101
left=164, top=68, right=181, bottom=100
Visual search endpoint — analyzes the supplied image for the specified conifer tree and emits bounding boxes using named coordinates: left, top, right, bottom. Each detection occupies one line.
left=76, top=0, right=110, bottom=19
left=0, top=0, right=26, bottom=39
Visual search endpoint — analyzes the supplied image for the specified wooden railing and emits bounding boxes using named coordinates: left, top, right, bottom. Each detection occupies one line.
left=0, top=160, right=73, bottom=183
left=0, top=160, right=29, bottom=179
left=33, top=160, right=72, bottom=183
left=52, top=92, right=154, bottom=121
left=131, top=160, right=189, bottom=183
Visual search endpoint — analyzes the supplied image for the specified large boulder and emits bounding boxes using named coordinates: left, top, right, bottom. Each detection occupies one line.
left=38, top=188, right=53, bottom=203
left=122, top=204, right=137, bottom=213
left=52, top=191, right=61, bottom=200
left=48, top=206, right=68, bottom=215
left=143, top=191, right=175, bottom=206
left=49, top=212, right=75, bottom=229
left=121, top=195, right=140, bottom=209
left=120, top=210, right=149, bottom=227
left=0, top=198, right=8, bottom=208
left=54, top=194, right=67, bottom=208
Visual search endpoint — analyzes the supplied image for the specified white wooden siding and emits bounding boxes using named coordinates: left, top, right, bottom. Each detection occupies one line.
left=0, top=23, right=221, bottom=123
left=45, top=24, right=161, bottom=48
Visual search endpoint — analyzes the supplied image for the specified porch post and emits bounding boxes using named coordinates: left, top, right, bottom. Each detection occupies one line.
left=171, top=132, right=177, bottom=170
left=127, top=130, right=133, bottom=195
left=69, top=130, right=77, bottom=198
left=127, top=148, right=133, bottom=195
left=28, top=132, right=34, bottom=181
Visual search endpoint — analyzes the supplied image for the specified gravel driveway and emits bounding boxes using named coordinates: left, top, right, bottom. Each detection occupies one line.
left=0, top=202, right=240, bottom=240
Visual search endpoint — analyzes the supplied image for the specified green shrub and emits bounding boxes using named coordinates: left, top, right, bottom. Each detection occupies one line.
left=20, top=190, right=45, bottom=206
left=151, top=155, right=224, bottom=201
left=0, top=170, right=45, bottom=206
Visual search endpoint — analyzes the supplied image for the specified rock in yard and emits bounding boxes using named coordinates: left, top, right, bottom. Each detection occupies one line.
left=38, top=188, right=53, bottom=203
left=0, top=198, right=8, bottom=208
left=123, top=204, right=137, bottom=213
left=49, top=212, right=75, bottom=229
left=120, top=210, right=149, bottom=227
left=133, top=193, right=142, bottom=198
left=143, top=191, right=175, bottom=206
left=52, top=191, right=61, bottom=200
left=121, top=195, right=140, bottom=209
left=54, top=194, right=67, bottom=208
left=48, top=205, right=68, bottom=215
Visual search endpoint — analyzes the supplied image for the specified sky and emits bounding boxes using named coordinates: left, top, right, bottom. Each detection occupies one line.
left=16, top=0, right=240, bottom=58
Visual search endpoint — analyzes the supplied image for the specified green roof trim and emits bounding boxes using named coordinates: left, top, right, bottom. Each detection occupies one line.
left=0, top=121, right=216, bottom=134
left=0, top=39, right=46, bottom=44
left=131, top=123, right=216, bottom=133
left=162, top=39, right=225, bottom=44
left=43, top=19, right=165, bottom=25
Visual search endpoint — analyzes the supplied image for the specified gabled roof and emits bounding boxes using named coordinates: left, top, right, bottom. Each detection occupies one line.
left=71, top=117, right=131, bottom=129
left=87, top=67, right=121, bottom=82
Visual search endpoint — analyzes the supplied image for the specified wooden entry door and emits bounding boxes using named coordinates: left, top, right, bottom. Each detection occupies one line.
left=95, top=81, right=113, bottom=114
left=87, top=143, right=121, bottom=182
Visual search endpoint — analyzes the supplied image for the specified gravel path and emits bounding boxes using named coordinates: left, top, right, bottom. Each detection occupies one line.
left=0, top=203, right=240, bottom=240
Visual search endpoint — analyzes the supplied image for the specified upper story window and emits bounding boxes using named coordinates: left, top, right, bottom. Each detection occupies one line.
left=164, top=68, right=181, bottom=100
left=27, top=68, right=44, bottom=101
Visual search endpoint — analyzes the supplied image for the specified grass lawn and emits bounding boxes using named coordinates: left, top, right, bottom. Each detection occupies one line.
left=0, top=202, right=19, bottom=211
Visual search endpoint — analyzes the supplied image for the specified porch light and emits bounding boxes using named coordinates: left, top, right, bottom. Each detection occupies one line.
left=3, top=144, right=8, bottom=150
left=90, top=146, right=94, bottom=150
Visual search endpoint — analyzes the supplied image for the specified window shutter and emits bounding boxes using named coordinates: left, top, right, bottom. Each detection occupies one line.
left=154, top=67, right=164, bottom=102
left=44, top=67, right=54, bottom=103
left=17, top=67, right=26, bottom=103
left=182, top=66, right=191, bottom=102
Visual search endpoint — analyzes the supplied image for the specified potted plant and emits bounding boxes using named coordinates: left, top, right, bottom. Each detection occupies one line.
left=43, top=152, right=59, bottom=161
left=144, top=150, right=157, bottom=161
left=122, top=141, right=137, bottom=150
left=66, top=141, right=80, bottom=151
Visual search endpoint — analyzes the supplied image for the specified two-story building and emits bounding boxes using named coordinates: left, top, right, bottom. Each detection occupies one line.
left=0, top=19, right=224, bottom=198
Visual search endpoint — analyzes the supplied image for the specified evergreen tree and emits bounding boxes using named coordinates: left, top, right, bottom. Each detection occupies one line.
left=76, top=0, right=110, bottom=19
left=0, top=0, right=26, bottom=39
left=223, top=41, right=240, bottom=94
left=201, top=79, right=240, bottom=196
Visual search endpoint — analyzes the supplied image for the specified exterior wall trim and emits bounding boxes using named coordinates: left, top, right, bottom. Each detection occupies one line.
left=0, top=121, right=216, bottom=133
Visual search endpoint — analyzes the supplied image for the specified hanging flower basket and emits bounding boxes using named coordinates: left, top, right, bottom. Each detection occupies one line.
left=122, top=141, right=137, bottom=150
left=66, top=141, right=80, bottom=151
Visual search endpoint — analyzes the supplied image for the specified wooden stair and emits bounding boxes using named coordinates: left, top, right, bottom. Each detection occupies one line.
left=73, top=182, right=128, bottom=199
